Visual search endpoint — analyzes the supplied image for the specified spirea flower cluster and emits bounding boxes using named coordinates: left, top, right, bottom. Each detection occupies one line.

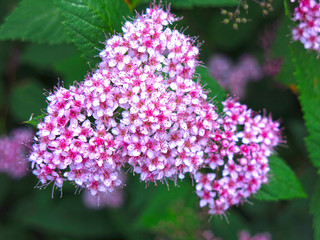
left=292, top=0, right=320, bottom=53
left=28, top=4, right=281, bottom=215
left=0, top=128, right=33, bottom=179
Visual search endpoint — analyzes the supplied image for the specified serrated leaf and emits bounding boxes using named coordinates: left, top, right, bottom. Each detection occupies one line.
left=55, top=0, right=131, bottom=66
left=0, top=0, right=70, bottom=44
left=196, top=66, right=227, bottom=110
left=311, top=178, right=320, bottom=240
left=290, top=42, right=320, bottom=169
left=255, top=155, right=306, bottom=200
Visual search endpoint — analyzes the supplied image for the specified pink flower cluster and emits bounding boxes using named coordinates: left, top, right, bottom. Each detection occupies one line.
left=0, top=128, right=33, bottom=179
left=208, top=54, right=262, bottom=99
left=194, top=98, right=280, bottom=215
left=28, top=4, right=281, bottom=214
left=82, top=172, right=126, bottom=209
left=200, top=230, right=271, bottom=240
left=292, top=0, right=320, bottom=52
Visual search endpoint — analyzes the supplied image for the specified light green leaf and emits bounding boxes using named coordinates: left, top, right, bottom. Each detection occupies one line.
left=290, top=42, right=320, bottom=169
left=0, top=0, right=70, bottom=44
left=256, top=155, right=306, bottom=200
left=55, top=0, right=131, bottom=66
left=24, top=113, right=46, bottom=127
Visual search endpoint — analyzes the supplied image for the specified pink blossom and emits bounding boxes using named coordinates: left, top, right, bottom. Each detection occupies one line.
left=195, top=97, right=281, bottom=215
left=0, top=128, right=33, bottom=179
left=292, top=0, right=320, bottom=53
left=28, top=3, right=281, bottom=215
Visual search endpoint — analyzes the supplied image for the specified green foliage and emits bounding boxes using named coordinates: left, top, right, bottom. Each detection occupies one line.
left=55, top=0, right=131, bottom=66
left=196, top=66, right=227, bottom=110
left=291, top=43, right=320, bottom=170
left=271, top=16, right=296, bottom=86
left=311, top=178, right=320, bottom=240
left=24, top=113, right=46, bottom=127
left=9, top=80, right=47, bottom=122
left=135, top=182, right=197, bottom=229
left=256, top=155, right=306, bottom=200
left=20, top=44, right=77, bottom=69
left=136, top=0, right=238, bottom=8
left=53, top=53, right=89, bottom=87
left=134, top=182, right=200, bottom=240
left=166, top=0, right=239, bottom=8
left=12, top=193, right=113, bottom=238
left=0, top=0, right=70, bottom=44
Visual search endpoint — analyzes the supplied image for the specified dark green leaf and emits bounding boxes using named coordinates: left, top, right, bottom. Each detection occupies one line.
left=53, top=52, right=89, bottom=87
left=255, top=155, right=306, bottom=200
left=55, top=0, right=131, bottom=66
left=271, top=16, right=295, bottom=86
left=311, top=178, right=320, bottom=240
left=290, top=42, right=320, bottom=169
left=9, top=80, right=47, bottom=122
left=20, top=44, right=77, bottom=69
left=135, top=182, right=198, bottom=230
left=0, top=0, right=70, bottom=44
left=137, top=0, right=238, bottom=8
left=196, top=66, right=227, bottom=110
left=12, top=194, right=113, bottom=238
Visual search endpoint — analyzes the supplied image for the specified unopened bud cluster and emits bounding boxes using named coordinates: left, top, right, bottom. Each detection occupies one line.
left=221, top=0, right=274, bottom=29
left=28, top=3, right=281, bottom=215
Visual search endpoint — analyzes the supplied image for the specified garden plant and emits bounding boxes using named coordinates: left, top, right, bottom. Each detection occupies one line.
left=0, top=0, right=319, bottom=239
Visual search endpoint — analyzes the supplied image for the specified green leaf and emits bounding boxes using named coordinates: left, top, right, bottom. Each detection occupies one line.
left=137, top=0, right=238, bottom=8
left=12, top=194, right=113, bottom=238
left=196, top=66, right=227, bottom=110
left=20, top=43, right=77, bottom=69
left=9, top=80, right=47, bottom=122
left=311, top=178, right=320, bottom=240
left=135, top=182, right=198, bottom=230
left=255, top=155, right=307, bottom=200
left=271, top=16, right=296, bottom=86
left=53, top=52, right=89, bottom=87
left=24, top=113, right=46, bottom=127
left=168, top=0, right=239, bottom=8
left=0, top=0, right=70, bottom=44
left=55, top=0, right=131, bottom=66
left=290, top=42, right=320, bottom=169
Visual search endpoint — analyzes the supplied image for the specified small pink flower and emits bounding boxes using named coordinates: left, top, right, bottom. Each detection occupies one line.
left=292, top=0, right=320, bottom=53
